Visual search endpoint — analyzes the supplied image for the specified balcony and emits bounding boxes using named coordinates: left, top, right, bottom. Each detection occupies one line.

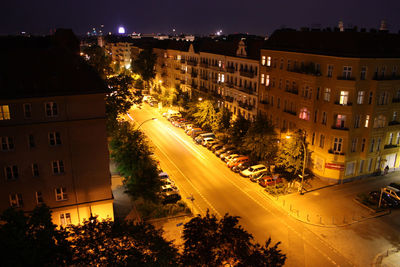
left=389, top=120, right=400, bottom=126
left=200, top=62, right=208, bottom=68
left=283, top=109, right=297, bottom=116
left=334, top=101, right=353, bottom=106
left=225, top=82, right=234, bottom=88
left=226, top=66, right=235, bottom=73
left=285, top=88, right=299, bottom=95
left=289, top=63, right=321, bottom=76
left=337, top=76, right=356, bottom=81
left=191, top=72, right=198, bottom=78
left=328, top=149, right=345, bottom=156
left=373, top=74, right=400, bottom=81
left=224, top=96, right=234, bottom=103
left=238, top=101, right=254, bottom=111
left=210, top=91, right=223, bottom=99
left=239, top=70, right=255, bottom=78
left=187, top=60, right=197, bottom=66
left=331, top=125, right=349, bottom=131
left=209, top=64, right=222, bottom=71
left=384, top=144, right=398, bottom=149
left=392, top=98, right=400, bottom=103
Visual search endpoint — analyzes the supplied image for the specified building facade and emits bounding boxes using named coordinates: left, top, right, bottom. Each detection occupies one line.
left=259, top=30, right=400, bottom=182
left=0, top=31, right=114, bottom=226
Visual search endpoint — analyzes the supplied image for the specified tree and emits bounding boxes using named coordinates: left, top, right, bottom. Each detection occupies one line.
left=180, top=211, right=286, bottom=266
left=132, top=48, right=157, bottom=90
left=229, top=112, right=250, bottom=146
left=110, top=122, right=161, bottom=201
left=0, top=205, right=71, bottom=266
left=216, top=106, right=232, bottom=132
left=193, top=100, right=219, bottom=132
left=68, top=218, right=179, bottom=266
left=242, top=115, right=278, bottom=167
left=275, top=129, right=308, bottom=182
left=82, top=45, right=112, bottom=78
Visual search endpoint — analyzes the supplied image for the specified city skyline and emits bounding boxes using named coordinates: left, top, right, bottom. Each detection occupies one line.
left=2, top=0, right=400, bottom=36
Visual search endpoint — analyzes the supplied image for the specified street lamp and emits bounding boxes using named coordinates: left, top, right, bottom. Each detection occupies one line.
left=137, top=117, right=157, bottom=129
left=285, top=133, right=307, bottom=195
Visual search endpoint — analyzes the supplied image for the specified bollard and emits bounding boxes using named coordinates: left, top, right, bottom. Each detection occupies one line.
left=297, top=210, right=299, bottom=217
left=307, top=214, right=310, bottom=222
left=319, top=216, right=322, bottom=224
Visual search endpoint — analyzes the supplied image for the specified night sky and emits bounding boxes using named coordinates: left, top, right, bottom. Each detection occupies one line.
left=2, top=0, right=400, bottom=36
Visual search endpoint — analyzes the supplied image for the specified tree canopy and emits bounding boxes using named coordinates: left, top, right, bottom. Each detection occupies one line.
left=181, top=211, right=286, bottom=266
left=132, top=48, right=157, bottom=84
left=110, top=122, right=161, bottom=201
left=193, top=100, right=220, bottom=132
left=229, top=113, right=250, bottom=146
left=82, top=45, right=112, bottom=79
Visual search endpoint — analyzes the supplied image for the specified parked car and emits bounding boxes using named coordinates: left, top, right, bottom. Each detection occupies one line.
left=258, top=175, right=283, bottom=187
left=187, top=128, right=202, bottom=136
left=250, top=171, right=268, bottom=183
left=149, top=100, right=158, bottom=107
left=161, top=192, right=181, bottom=204
left=389, top=183, right=400, bottom=190
left=161, top=184, right=179, bottom=194
left=211, top=143, right=224, bottom=152
left=227, top=156, right=249, bottom=169
left=232, top=162, right=252, bottom=173
left=220, top=149, right=237, bottom=160
left=205, top=139, right=221, bottom=149
left=383, top=186, right=400, bottom=201
left=369, top=191, right=400, bottom=208
left=224, top=154, right=242, bottom=163
left=240, top=164, right=268, bottom=178
left=158, top=172, right=169, bottom=179
left=216, top=146, right=235, bottom=156
left=195, top=132, right=215, bottom=144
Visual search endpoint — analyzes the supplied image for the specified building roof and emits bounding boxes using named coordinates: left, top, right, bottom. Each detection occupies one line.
left=0, top=29, right=107, bottom=100
left=264, top=29, right=400, bottom=58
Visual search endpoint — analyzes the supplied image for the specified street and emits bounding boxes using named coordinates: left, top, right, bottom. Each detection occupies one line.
left=129, top=105, right=400, bottom=267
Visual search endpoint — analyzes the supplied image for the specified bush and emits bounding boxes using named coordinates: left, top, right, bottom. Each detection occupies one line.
left=135, top=199, right=191, bottom=220
left=265, top=184, right=287, bottom=196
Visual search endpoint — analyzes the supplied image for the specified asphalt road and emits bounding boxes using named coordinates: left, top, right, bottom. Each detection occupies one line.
left=129, top=105, right=356, bottom=266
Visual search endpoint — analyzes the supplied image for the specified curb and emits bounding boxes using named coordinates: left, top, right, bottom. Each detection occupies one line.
left=372, top=247, right=400, bottom=267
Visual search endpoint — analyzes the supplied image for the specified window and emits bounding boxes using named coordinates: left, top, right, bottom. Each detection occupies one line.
left=279, top=79, right=282, bottom=89
left=342, top=66, right=352, bottom=79
left=377, top=138, right=381, bottom=151
left=357, top=91, right=365, bottom=104
left=266, top=75, right=270, bottom=86
left=28, top=134, right=35, bottom=148
left=299, top=108, right=310, bottom=121
left=392, top=66, right=398, bottom=77
left=314, top=110, right=318, bottom=123
left=333, top=137, right=343, bottom=153
left=36, top=191, right=44, bottom=205
left=287, top=60, right=291, bottom=71
left=381, top=66, right=386, bottom=77
left=368, top=158, right=373, bottom=172
left=49, top=132, right=61, bottom=146
left=5, top=165, right=18, bottom=180
left=277, top=98, right=280, bottom=108
left=378, top=92, right=388, bottom=105
left=9, top=193, right=23, bottom=207
left=393, top=111, right=397, bottom=122
left=316, top=87, right=320, bottom=100
left=370, top=139, right=375, bottom=152
left=389, top=133, right=394, bottom=145
left=280, top=59, right=284, bottom=69
left=373, top=115, right=386, bottom=128
left=45, top=102, right=58, bottom=117
left=60, top=213, right=71, bottom=226
left=1, top=136, right=14, bottom=151
left=260, top=74, right=265, bottom=85
left=285, top=80, right=289, bottom=90
left=354, top=115, right=361, bottom=128
left=345, top=162, right=356, bottom=176
left=339, top=91, right=349, bottom=105
left=32, top=163, right=39, bottom=177
left=365, top=115, right=370, bottom=128
left=55, top=187, right=67, bottom=201
left=360, top=66, right=367, bottom=80
left=368, top=92, right=373, bottom=104
left=319, top=134, right=325, bottom=148
left=0, top=105, right=10, bottom=120
left=322, top=111, right=327, bottom=125
left=335, top=114, right=346, bottom=128
left=267, top=56, right=271, bottom=66
left=361, top=138, right=366, bottom=152
left=23, top=103, right=32, bottom=118
left=261, top=56, right=266, bottom=66
left=312, top=132, right=315, bottom=145
left=324, top=88, right=331, bottom=102
left=52, top=160, right=65, bottom=174
left=327, top=65, right=333, bottom=77
left=359, top=160, right=364, bottom=173
left=397, top=133, right=400, bottom=145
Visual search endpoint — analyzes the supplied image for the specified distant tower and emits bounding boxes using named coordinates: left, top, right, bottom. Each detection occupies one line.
left=380, top=20, right=388, bottom=31
left=338, top=21, right=344, bottom=32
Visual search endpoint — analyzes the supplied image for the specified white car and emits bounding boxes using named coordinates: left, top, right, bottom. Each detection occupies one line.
left=159, top=172, right=175, bottom=186
left=224, top=154, right=240, bottom=163
left=240, top=164, right=267, bottom=178
left=161, top=184, right=179, bottom=194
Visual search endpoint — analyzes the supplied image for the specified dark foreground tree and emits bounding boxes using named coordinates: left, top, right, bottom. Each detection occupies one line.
left=181, top=212, right=286, bottom=266
left=132, top=48, right=157, bottom=90
left=242, top=115, right=278, bottom=167
left=68, top=218, right=179, bottom=266
left=81, top=45, right=112, bottom=78
left=110, top=122, right=161, bottom=201
left=0, top=205, right=71, bottom=266
left=229, top=112, right=250, bottom=146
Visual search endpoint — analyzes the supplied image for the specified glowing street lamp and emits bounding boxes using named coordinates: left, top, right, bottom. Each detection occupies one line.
left=138, top=117, right=157, bottom=129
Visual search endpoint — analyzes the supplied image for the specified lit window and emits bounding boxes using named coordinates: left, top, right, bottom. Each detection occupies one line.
left=36, top=191, right=44, bottom=205
left=60, top=213, right=71, bottom=226
left=261, top=74, right=265, bottom=85
left=266, top=75, right=270, bottom=86
left=45, top=102, right=58, bottom=117
left=333, top=137, right=343, bottom=152
left=52, top=160, right=65, bottom=174
left=335, top=114, right=346, bottom=128
left=0, top=105, right=10, bottom=120
left=267, top=56, right=271, bottom=66
left=49, top=132, right=62, bottom=146
left=324, top=88, right=331, bottom=102
left=261, top=56, right=266, bottom=66
left=373, top=115, right=386, bottom=128
left=5, top=165, right=18, bottom=180
left=1, top=136, right=14, bottom=151
left=357, top=91, right=364, bottom=104
left=23, top=103, right=32, bottom=118
left=9, top=193, right=23, bottom=207
left=221, top=74, right=225, bottom=83
left=365, top=115, right=370, bottom=127
left=299, top=108, right=310, bottom=121
left=55, top=187, right=67, bottom=201
left=339, top=91, right=349, bottom=105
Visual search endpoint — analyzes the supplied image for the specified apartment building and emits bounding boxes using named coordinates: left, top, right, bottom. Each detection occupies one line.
left=151, top=37, right=264, bottom=120
left=0, top=30, right=114, bottom=226
left=259, top=29, right=400, bottom=182
left=106, top=42, right=133, bottom=69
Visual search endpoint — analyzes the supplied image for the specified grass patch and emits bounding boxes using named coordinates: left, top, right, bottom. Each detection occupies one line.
left=135, top=199, right=191, bottom=220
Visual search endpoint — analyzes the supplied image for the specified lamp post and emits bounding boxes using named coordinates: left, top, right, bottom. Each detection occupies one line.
left=137, top=117, right=157, bottom=129
left=285, top=133, right=307, bottom=195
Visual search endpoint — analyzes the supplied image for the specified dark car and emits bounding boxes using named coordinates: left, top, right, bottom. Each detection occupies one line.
left=369, top=191, right=400, bottom=208
left=161, top=192, right=181, bottom=204
left=211, top=143, right=224, bottom=152
left=215, top=145, right=233, bottom=156
left=389, top=183, right=400, bottom=190
left=206, top=140, right=222, bottom=149
left=232, top=162, right=252, bottom=173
